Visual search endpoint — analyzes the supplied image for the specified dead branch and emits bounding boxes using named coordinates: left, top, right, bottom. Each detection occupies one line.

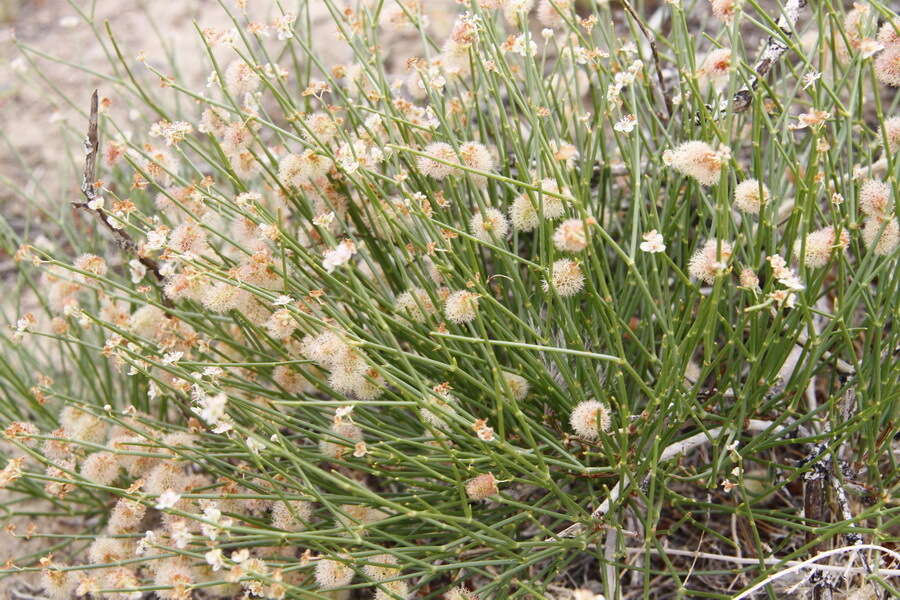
left=732, top=0, right=808, bottom=113
left=555, top=419, right=790, bottom=538
left=74, top=90, right=172, bottom=307
left=699, top=0, right=808, bottom=119
left=619, top=0, right=672, bottom=119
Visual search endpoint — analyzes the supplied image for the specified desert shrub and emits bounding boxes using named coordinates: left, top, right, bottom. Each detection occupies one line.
left=1, top=0, right=899, bottom=599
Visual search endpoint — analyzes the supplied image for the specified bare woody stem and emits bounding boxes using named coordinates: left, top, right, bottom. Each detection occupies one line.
left=74, top=90, right=172, bottom=307
left=731, top=0, right=808, bottom=113
left=554, top=419, right=789, bottom=538
left=620, top=0, right=673, bottom=119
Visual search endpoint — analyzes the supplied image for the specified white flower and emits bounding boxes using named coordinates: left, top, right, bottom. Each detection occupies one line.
left=322, top=240, right=356, bottom=273
left=273, top=295, right=294, bottom=306
left=87, top=196, right=104, bottom=210
left=313, top=212, right=335, bottom=228
left=639, top=230, right=666, bottom=253
left=193, top=391, right=228, bottom=426
left=205, top=548, right=226, bottom=571
left=202, top=366, right=224, bottom=380
left=145, top=229, right=168, bottom=251
left=508, top=34, right=537, bottom=56
left=231, top=549, right=250, bottom=564
left=859, top=39, right=884, bottom=59
left=136, top=530, right=156, bottom=556
left=201, top=504, right=233, bottom=541
left=211, top=417, right=234, bottom=434
left=161, top=351, right=183, bottom=365
left=335, top=405, right=355, bottom=420
left=274, top=12, right=297, bottom=40
left=614, top=114, right=637, bottom=133
left=169, top=519, right=191, bottom=548
left=246, top=436, right=265, bottom=455
left=128, top=259, right=147, bottom=283
left=801, top=71, right=822, bottom=89
left=155, top=489, right=182, bottom=510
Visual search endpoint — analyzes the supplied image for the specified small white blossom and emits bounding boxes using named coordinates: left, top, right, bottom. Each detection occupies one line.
left=640, top=230, right=666, bottom=253
left=136, top=530, right=157, bottom=556
left=802, top=71, right=822, bottom=89
left=205, top=548, right=226, bottom=571
left=614, top=114, right=637, bottom=133
left=322, top=240, right=357, bottom=273
left=161, top=351, right=183, bottom=365
left=128, top=259, right=147, bottom=283
left=155, top=489, right=182, bottom=510
left=246, top=436, right=265, bottom=455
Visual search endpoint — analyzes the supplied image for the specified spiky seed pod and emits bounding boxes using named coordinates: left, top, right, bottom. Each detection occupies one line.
left=314, top=556, right=354, bottom=589
left=144, top=461, right=186, bottom=495
left=272, top=365, right=318, bottom=394
left=319, top=421, right=364, bottom=459
left=547, top=259, right=585, bottom=296
left=363, top=554, right=400, bottom=582
left=224, top=60, right=260, bottom=96
left=709, top=0, right=736, bottom=22
left=41, top=565, right=77, bottom=600
left=509, top=194, right=540, bottom=232
left=688, top=239, right=733, bottom=284
left=80, top=452, right=120, bottom=486
left=271, top=500, right=313, bottom=531
left=73, top=254, right=108, bottom=279
left=859, top=179, right=892, bottom=218
left=469, top=208, right=509, bottom=243
left=739, top=268, right=760, bottom=289
left=663, top=141, right=728, bottom=186
left=108, top=498, right=147, bottom=534
left=153, top=558, right=195, bottom=600
left=862, top=217, right=900, bottom=255
left=395, top=288, right=438, bottom=323
left=375, top=581, right=410, bottom=599
left=537, top=0, right=572, bottom=28
left=458, top=142, right=493, bottom=185
left=878, top=117, right=900, bottom=152
left=303, top=112, right=339, bottom=145
left=446, top=586, right=481, bottom=600
left=465, top=472, right=499, bottom=500
left=570, top=400, right=612, bottom=440
left=698, top=48, right=732, bottom=91
left=168, top=221, right=209, bottom=256
left=552, top=218, right=591, bottom=252
left=59, top=406, right=108, bottom=445
left=103, top=567, right=142, bottom=600
left=444, top=290, right=480, bottom=324
left=87, top=537, right=133, bottom=565
left=874, top=45, right=900, bottom=87
left=418, top=142, right=458, bottom=179
left=795, top=226, right=849, bottom=268
left=502, top=372, right=529, bottom=401
left=733, top=179, right=770, bottom=214
left=537, top=178, right=567, bottom=218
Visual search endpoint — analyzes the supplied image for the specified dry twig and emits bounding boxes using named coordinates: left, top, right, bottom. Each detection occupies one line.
left=74, top=90, right=172, bottom=306
left=732, top=0, right=808, bottom=113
